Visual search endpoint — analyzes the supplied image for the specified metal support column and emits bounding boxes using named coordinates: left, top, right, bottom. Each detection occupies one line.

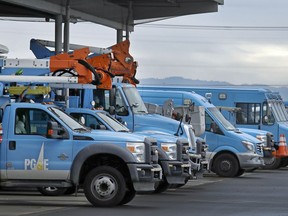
left=64, top=0, right=70, bottom=52
left=116, top=29, right=124, bottom=43
left=117, top=1, right=133, bottom=43
left=54, top=14, right=63, bottom=54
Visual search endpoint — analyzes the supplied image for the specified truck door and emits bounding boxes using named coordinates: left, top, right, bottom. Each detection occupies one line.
left=261, top=101, right=278, bottom=138
left=204, top=112, right=220, bottom=153
left=6, top=107, right=72, bottom=180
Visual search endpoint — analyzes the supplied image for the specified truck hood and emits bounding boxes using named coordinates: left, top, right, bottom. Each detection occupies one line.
left=133, top=113, right=181, bottom=135
left=231, top=130, right=262, bottom=143
left=134, top=130, right=178, bottom=143
left=238, top=128, right=268, bottom=137
left=86, top=130, right=146, bottom=142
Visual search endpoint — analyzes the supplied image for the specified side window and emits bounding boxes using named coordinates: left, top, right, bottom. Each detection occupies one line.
left=236, top=103, right=261, bottom=125
left=115, top=89, right=128, bottom=116
left=262, top=102, right=275, bottom=125
left=15, top=108, right=56, bottom=136
left=15, top=108, right=27, bottom=134
left=205, top=112, right=222, bottom=134
left=70, top=113, right=104, bottom=130
left=205, top=112, right=213, bottom=132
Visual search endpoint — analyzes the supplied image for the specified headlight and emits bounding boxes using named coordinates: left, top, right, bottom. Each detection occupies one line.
left=126, top=143, right=145, bottom=162
left=161, top=143, right=177, bottom=160
left=242, top=141, right=255, bottom=152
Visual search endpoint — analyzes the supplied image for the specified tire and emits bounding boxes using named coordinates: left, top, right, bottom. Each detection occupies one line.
left=280, top=157, right=288, bottom=167
left=235, top=168, right=245, bottom=177
left=213, top=153, right=239, bottom=177
left=83, top=166, right=126, bottom=207
left=64, top=186, right=76, bottom=195
left=119, top=189, right=136, bottom=205
left=169, top=177, right=189, bottom=189
left=154, top=180, right=171, bottom=193
left=245, top=168, right=257, bottom=172
left=262, top=157, right=282, bottom=170
left=37, top=187, right=68, bottom=196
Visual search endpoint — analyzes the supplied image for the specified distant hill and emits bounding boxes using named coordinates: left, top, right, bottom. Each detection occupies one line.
left=139, top=76, right=288, bottom=101
left=139, top=76, right=231, bottom=86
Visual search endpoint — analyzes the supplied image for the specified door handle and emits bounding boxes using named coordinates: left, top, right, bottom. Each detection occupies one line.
left=9, top=141, right=16, bottom=150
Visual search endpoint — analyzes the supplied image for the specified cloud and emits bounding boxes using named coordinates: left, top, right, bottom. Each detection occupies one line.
left=1, top=0, right=288, bottom=86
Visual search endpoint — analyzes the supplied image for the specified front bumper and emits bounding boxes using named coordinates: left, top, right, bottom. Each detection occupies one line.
left=189, top=152, right=208, bottom=173
left=263, top=146, right=276, bottom=158
left=238, top=153, right=265, bottom=169
left=127, top=163, right=162, bottom=192
left=160, top=160, right=191, bottom=184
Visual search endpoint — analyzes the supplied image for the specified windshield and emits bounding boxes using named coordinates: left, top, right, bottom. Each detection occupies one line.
left=123, top=86, right=148, bottom=114
left=97, top=112, right=129, bottom=132
left=207, top=107, right=236, bottom=131
left=49, top=107, right=88, bottom=131
left=271, top=101, right=288, bottom=122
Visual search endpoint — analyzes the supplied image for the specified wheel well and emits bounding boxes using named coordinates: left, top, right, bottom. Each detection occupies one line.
left=211, top=151, right=239, bottom=171
left=78, top=153, right=131, bottom=186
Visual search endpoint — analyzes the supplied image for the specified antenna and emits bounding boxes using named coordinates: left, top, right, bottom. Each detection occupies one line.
left=174, top=117, right=183, bottom=136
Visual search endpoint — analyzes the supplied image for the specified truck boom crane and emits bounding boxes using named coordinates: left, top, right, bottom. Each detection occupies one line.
left=30, top=39, right=139, bottom=89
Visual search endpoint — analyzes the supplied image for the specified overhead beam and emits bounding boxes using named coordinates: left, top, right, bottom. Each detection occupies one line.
left=0, top=0, right=129, bottom=30
left=132, top=2, right=221, bottom=20
left=0, top=0, right=63, bottom=15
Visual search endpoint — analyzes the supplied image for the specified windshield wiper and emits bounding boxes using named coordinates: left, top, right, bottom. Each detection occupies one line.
left=135, top=110, right=147, bottom=113
left=74, top=127, right=89, bottom=132
left=117, top=129, right=129, bottom=132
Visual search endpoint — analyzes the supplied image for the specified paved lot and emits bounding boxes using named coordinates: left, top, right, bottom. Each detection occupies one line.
left=1, top=169, right=288, bottom=216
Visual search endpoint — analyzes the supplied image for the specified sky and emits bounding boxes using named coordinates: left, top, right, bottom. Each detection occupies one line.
left=1, top=0, right=288, bottom=86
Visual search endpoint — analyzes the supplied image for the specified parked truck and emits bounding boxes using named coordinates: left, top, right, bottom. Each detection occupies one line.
left=65, top=108, right=191, bottom=192
left=1, top=82, right=193, bottom=193
left=137, top=89, right=269, bottom=176
left=0, top=100, right=162, bottom=206
left=138, top=86, right=288, bottom=168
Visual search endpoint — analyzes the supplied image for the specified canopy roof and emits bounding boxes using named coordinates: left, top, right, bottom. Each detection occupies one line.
left=0, top=0, right=224, bottom=30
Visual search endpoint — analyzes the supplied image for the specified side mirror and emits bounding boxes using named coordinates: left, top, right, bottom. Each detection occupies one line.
left=108, top=106, right=116, bottom=115
left=47, top=121, right=68, bottom=139
left=80, top=116, right=85, bottom=125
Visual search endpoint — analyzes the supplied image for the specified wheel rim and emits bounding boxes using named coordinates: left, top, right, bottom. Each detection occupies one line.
left=220, top=160, right=232, bottom=172
left=92, top=174, right=117, bottom=200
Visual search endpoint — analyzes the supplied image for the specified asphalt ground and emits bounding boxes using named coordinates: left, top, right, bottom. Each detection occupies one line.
left=0, top=168, right=287, bottom=216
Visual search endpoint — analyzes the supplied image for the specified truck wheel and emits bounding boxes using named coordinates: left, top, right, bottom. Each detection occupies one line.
left=262, top=157, right=281, bottom=169
left=154, top=180, right=170, bottom=193
left=169, top=177, right=190, bottom=189
left=280, top=157, right=288, bottom=167
left=64, top=186, right=77, bottom=195
left=235, top=168, right=245, bottom=177
left=213, top=153, right=239, bottom=177
left=83, top=166, right=126, bottom=207
left=37, top=187, right=68, bottom=196
left=119, top=189, right=136, bottom=205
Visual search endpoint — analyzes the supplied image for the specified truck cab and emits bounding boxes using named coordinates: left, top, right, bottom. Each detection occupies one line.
left=138, top=89, right=267, bottom=177
left=66, top=108, right=192, bottom=192
left=0, top=102, right=162, bottom=206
